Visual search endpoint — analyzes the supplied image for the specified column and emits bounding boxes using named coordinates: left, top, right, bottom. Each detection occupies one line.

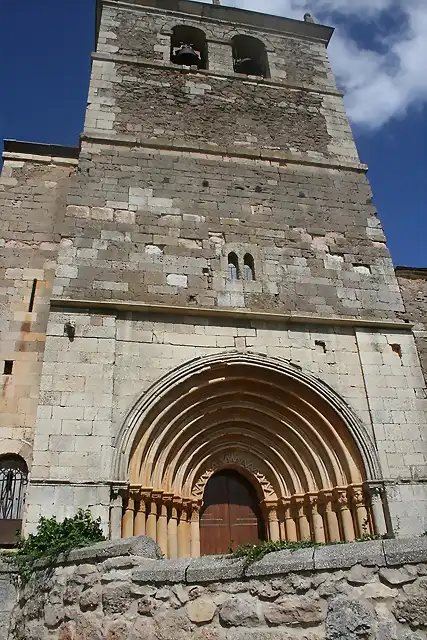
left=190, top=502, right=201, bottom=558
left=277, top=504, right=286, bottom=541
left=350, top=485, right=370, bottom=538
left=178, top=500, right=190, bottom=558
left=281, top=498, right=297, bottom=542
left=293, top=495, right=311, bottom=541
left=369, top=485, right=387, bottom=537
left=264, top=501, right=280, bottom=542
left=334, top=487, right=355, bottom=542
left=110, top=488, right=124, bottom=539
left=145, top=491, right=157, bottom=543
left=121, top=495, right=134, bottom=538
left=168, top=499, right=179, bottom=559
left=134, top=497, right=146, bottom=536
left=306, top=493, right=325, bottom=544
left=157, top=502, right=168, bottom=557
left=320, top=490, right=340, bottom=543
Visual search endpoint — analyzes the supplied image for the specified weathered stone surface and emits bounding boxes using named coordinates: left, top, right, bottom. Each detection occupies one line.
left=74, top=612, right=104, bottom=640
left=186, top=596, right=217, bottom=623
left=226, top=630, right=323, bottom=639
left=102, top=582, right=132, bottom=615
left=393, top=579, right=427, bottom=629
left=379, top=568, right=417, bottom=587
left=314, top=540, right=385, bottom=571
left=79, top=585, right=101, bottom=611
left=128, top=617, right=158, bottom=640
left=384, top=538, right=427, bottom=567
left=219, top=596, right=261, bottom=627
left=245, top=548, right=314, bottom=578
left=325, top=595, right=375, bottom=639
left=154, top=609, right=193, bottom=640
left=264, top=594, right=324, bottom=626
left=105, top=619, right=130, bottom=640
left=347, top=565, right=377, bottom=585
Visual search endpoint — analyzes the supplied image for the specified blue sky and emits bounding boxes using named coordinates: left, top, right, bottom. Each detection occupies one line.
left=0, top=0, right=425, bottom=267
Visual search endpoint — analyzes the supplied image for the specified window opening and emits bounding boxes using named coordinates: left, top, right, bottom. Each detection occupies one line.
left=3, top=361, right=13, bottom=375
left=28, top=279, right=37, bottom=312
left=228, top=252, right=240, bottom=280
left=0, top=455, right=28, bottom=546
left=232, top=35, right=269, bottom=77
left=170, top=25, right=208, bottom=69
left=243, top=253, right=255, bottom=281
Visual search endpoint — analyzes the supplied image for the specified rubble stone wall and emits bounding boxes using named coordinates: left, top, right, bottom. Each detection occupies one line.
left=396, top=269, right=427, bottom=384
left=6, top=536, right=427, bottom=640
left=0, top=146, right=75, bottom=463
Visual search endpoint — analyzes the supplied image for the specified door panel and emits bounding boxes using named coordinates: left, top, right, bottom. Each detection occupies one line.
left=200, top=470, right=265, bottom=555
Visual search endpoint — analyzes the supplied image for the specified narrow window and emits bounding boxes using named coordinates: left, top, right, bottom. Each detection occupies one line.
left=232, top=35, right=269, bottom=77
left=243, top=253, right=255, bottom=281
left=170, top=25, right=208, bottom=69
left=28, top=279, right=37, bottom=312
left=0, top=455, right=28, bottom=546
left=228, top=252, right=240, bottom=280
left=3, top=361, right=13, bottom=375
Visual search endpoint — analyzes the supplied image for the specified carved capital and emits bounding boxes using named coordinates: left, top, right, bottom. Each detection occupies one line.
left=318, top=490, right=333, bottom=512
left=305, top=493, right=320, bottom=513
left=139, top=487, right=153, bottom=503
left=333, top=487, right=350, bottom=509
left=190, top=501, right=202, bottom=522
left=350, top=485, right=366, bottom=508
left=291, top=494, right=306, bottom=515
left=151, top=490, right=164, bottom=504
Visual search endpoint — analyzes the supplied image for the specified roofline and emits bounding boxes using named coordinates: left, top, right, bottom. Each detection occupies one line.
left=3, top=140, right=80, bottom=160
left=395, top=266, right=427, bottom=280
left=96, top=0, right=334, bottom=46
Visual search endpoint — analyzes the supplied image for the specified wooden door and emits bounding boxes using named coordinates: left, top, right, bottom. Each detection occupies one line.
left=199, top=470, right=265, bottom=555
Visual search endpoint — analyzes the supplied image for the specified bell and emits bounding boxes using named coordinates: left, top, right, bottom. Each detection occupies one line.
left=173, top=44, right=201, bottom=66
left=234, top=57, right=262, bottom=76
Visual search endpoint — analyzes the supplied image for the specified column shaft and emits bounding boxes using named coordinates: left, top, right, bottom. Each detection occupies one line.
left=121, top=497, right=135, bottom=538
left=134, top=501, right=146, bottom=536
left=110, top=495, right=123, bottom=540
left=168, top=506, right=178, bottom=559
left=371, top=491, right=387, bottom=536
left=178, top=509, right=190, bottom=558
left=190, top=508, right=200, bottom=558
left=146, top=501, right=157, bottom=542
left=157, top=503, right=168, bottom=557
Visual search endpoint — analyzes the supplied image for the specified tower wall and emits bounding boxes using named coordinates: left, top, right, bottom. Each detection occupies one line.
left=18, top=0, right=427, bottom=539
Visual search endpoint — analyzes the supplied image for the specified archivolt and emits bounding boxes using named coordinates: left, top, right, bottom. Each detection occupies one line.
left=114, top=351, right=382, bottom=499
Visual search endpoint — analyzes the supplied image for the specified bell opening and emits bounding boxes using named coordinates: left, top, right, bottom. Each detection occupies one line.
left=232, top=35, right=269, bottom=78
left=170, top=25, right=208, bottom=69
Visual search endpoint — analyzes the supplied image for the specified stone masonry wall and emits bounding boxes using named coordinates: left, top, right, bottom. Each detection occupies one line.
left=0, top=148, right=75, bottom=464
left=27, top=308, right=427, bottom=537
left=396, top=269, right=427, bottom=384
left=7, top=535, right=427, bottom=639
left=59, top=143, right=402, bottom=320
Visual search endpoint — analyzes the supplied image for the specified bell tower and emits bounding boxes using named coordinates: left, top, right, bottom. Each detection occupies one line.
left=23, top=0, right=427, bottom=545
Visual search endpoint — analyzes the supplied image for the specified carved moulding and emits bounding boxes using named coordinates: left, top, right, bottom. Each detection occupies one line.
left=191, top=451, right=278, bottom=501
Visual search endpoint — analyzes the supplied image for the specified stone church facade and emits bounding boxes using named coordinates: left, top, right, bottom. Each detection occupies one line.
left=0, top=0, right=426, bottom=556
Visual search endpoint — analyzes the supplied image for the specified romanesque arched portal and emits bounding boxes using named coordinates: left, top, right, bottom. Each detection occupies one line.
left=113, top=352, right=387, bottom=557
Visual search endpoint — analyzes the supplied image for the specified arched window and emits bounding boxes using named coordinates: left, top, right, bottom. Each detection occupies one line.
left=0, top=455, right=28, bottom=546
left=232, top=35, right=269, bottom=77
left=170, top=25, right=208, bottom=69
left=243, top=253, right=255, bottom=281
left=228, top=252, right=240, bottom=280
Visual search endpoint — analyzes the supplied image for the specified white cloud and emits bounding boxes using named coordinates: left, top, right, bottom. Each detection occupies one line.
left=225, top=0, right=427, bottom=129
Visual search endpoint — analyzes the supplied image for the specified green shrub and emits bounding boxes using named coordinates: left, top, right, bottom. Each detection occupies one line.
left=12, top=509, right=105, bottom=583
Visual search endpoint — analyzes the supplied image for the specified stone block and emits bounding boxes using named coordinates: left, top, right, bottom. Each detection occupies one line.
left=314, top=540, right=386, bottom=570
left=186, top=555, right=247, bottom=584
left=245, top=547, right=315, bottom=578
left=384, top=537, right=427, bottom=566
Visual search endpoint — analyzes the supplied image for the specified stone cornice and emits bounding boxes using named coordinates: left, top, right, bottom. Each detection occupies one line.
left=4, top=536, right=427, bottom=580
left=50, top=297, right=413, bottom=331
left=98, top=0, right=334, bottom=46
left=81, top=131, right=367, bottom=173
left=92, top=51, right=344, bottom=98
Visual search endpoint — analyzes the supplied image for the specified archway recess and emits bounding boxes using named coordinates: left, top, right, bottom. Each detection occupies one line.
left=115, top=352, right=387, bottom=557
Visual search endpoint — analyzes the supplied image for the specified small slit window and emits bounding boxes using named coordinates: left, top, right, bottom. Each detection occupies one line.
left=232, top=35, right=269, bottom=78
left=228, top=252, right=240, bottom=280
left=243, top=253, right=255, bottom=281
left=170, top=25, right=208, bottom=69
